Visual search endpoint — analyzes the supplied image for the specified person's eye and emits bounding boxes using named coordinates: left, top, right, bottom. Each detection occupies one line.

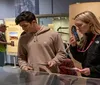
left=23, top=25, right=28, bottom=28
left=77, top=24, right=82, bottom=27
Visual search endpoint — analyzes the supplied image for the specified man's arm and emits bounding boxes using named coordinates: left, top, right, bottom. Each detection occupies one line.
left=51, top=33, right=67, bottom=64
left=18, top=39, right=28, bottom=68
left=0, top=41, right=13, bottom=45
left=18, top=39, right=33, bottom=71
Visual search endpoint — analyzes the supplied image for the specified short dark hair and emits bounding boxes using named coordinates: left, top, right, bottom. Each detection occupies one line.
left=15, top=11, right=36, bottom=25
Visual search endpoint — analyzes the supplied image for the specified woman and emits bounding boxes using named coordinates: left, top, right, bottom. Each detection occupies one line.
left=70, top=11, right=100, bottom=78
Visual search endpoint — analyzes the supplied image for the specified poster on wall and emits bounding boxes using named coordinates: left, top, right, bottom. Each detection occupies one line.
left=9, top=32, right=18, bottom=41
left=4, top=18, right=22, bottom=54
left=15, top=0, right=37, bottom=16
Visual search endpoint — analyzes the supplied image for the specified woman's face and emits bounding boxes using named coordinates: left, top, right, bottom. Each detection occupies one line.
left=75, top=20, right=90, bottom=34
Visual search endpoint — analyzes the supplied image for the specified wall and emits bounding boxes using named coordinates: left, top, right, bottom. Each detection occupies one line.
left=39, top=0, right=52, bottom=14
left=69, top=2, right=100, bottom=28
left=53, top=0, right=69, bottom=14
left=0, top=0, right=15, bottom=19
left=0, top=0, right=100, bottom=19
left=0, top=0, right=39, bottom=19
left=39, top=0, right=100, bottom=14
left=15, top=0, right=38, bottom=17
left=39, top=0, right=68, bottom=14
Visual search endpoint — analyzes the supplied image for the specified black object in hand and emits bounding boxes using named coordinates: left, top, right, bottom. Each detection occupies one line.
left=71, top=25, right=80, bottom=41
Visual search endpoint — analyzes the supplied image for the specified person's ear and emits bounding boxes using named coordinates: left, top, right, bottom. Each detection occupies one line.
left=32, top=20, right=37, bottom=23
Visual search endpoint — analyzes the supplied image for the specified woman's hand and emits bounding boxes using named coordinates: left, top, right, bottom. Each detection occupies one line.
left=70, top=35, right=77, bottom=47
left=48, top=60, right=57, bottom=67
left=78, top=68, right=90, bottom=76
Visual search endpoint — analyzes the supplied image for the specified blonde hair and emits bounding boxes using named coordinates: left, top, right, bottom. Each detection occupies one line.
left=74, top=11, right=100, bottom=48
left=74, top=11, right=100, bottom=34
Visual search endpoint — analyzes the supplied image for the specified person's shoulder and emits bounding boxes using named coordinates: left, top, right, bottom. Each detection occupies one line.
left=97, top=35, right=100, bottom=37
left=95, top=35, right=100, bottom=42
left=45, top=27, right=58, bottom=34
left=19, top=33, right=29, bottom=41
left=96, top=35, right=100, bottom=38
left=42, top=25, right=59, bottom=36
left=49, top=30, right=59, bottom=37
left=20, top=33, right=27, bottom=37
left=20, top=31, right=26, bottom=36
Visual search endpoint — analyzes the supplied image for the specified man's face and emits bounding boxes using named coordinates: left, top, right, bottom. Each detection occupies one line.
left=19, top=21, right=36, bottom=32
left=0, top=27, right=6, bottom=32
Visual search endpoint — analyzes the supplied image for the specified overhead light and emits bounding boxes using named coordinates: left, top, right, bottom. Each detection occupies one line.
left=76, top=2, right=80, bottom=4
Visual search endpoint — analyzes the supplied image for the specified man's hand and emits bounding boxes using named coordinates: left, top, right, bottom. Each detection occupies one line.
left=10, top=41, right=14, bottom=46
left=21, top=66, right=33, bottom=71
left=48, top=60, right=57, bottom=67
left=8, top=41, right=14, bottom=46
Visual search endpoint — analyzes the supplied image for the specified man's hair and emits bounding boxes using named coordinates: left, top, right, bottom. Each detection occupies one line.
left=15, top=11, right=36, bottom=25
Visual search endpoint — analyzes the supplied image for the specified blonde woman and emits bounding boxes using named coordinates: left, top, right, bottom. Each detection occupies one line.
left=70, top=11, right=100, bottom=78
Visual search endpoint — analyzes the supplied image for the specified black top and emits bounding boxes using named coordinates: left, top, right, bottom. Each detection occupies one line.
left=70, top=33, right=100, bottom=78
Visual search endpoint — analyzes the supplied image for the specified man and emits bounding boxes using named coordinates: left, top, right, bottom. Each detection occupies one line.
left=15, top=11, right=67, bottom=73
left=0, top=24, right=14, bottom=66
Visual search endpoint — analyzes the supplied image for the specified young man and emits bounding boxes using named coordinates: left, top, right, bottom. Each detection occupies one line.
left=15, top=11, right=67, bottom=73
left=0, top=24, right=14, bottom=66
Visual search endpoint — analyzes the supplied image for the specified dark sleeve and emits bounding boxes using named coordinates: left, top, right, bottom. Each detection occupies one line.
left=90, top=36, right=100, bottom=75
left=90, top=65, right=100, bottom=74
left=70, top=45, right=85, bottom=63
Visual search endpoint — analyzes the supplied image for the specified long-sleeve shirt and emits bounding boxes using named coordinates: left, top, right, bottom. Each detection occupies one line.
left=70, top=34, right=100, bottom=78
left=18, top=26, right=67, bottom=73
